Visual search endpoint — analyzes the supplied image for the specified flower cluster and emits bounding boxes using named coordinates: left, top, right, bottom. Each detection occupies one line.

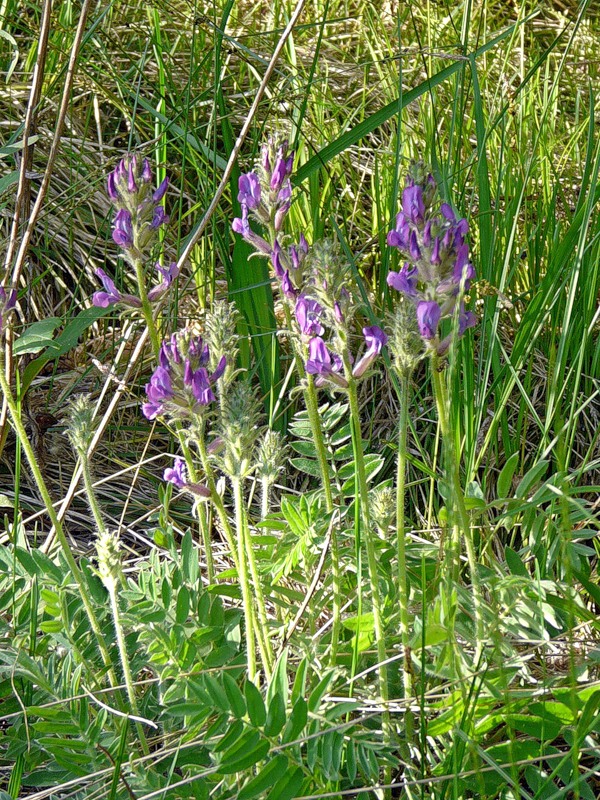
left=232, top=135, right=308, bottom=299
left=93, top=155, right=177, bottom=310
left=142, top=331, right=225, bottom=421
left=387, top=163, right=476, bottom=354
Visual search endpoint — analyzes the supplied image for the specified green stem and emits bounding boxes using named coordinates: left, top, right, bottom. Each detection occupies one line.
left=430, top=358, right=484, bottom=655
left=232, top=477, right=273, bottom=678
left=107, top=579, right=149, bottom=755
left=346, top=374, right=391, bottom=758
left=179, top=428, right=215, bottom=583
left=130, top=250, right=160, bottom=358
left=196, top=435, right=240, bottom=577
left=395, top=372, right=413, bottom=738
left=231, top=477, right=257, bottom=682
left=80, top=453, right=107, bottom=537
left=0, top=360, right=119, bottom=690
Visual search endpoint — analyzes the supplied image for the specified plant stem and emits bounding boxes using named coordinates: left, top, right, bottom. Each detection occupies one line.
left=0, top=359, right=119, bottom=690
left=231, top=477, right=257, bottom=682
left=395, top=372, right=413, bottom=738
left=179, top=429, right=215, bottom=583
left=345, top=374, right=391, bottom=759
left=232, top=476, right=273, bottom=678
left=80, top=452, right=107, bottom=537
left=196, top=434, right=240, bottom=577
left=430, top=358, right=484, bottom=655
left=106, top=578, right=149, bottom=755
left=130, top=250, right=160, bottom=358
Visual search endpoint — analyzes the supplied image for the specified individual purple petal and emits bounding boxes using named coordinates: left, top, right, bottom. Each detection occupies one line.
left=143, top=365, right=174, bottom=418
left=141, top=159, right=152, bottom=183
left=402, top=184, right=425, bottom=224
left=274, top=200, right=291, bottom=232
left=306, top=337, right=333, bottom=375
left=295, top=295, right=324, bottom=337
left=164, top=457, right=188, bottom=489
left=431, top=236, right=441, bottom=265
left=408, top=229, right=421, bottom=261
left=270, top=157, right=288, bottom=192
left=153, top=177, right=169, bottom=203
left=107, top=172, right=118, bottom=201
left=210, top=355, right=227, bottom=382
left=416, top=301, right=441, bottom=339
left=458, top=308, right=477, bottom=335
left=237, top=172, right=261, bottom=209
left=387, top=264, right=418, bottom=296
left=299, top=233, right=309, bottom=254
left=127, top=159, right=137, bottom=194
left=148, top=262, right=180, bottom=301
left=440, top=202, right=456, bottom=221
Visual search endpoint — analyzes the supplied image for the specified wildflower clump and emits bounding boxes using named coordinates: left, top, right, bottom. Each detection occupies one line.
left=387, top=162, right=476, bottom=355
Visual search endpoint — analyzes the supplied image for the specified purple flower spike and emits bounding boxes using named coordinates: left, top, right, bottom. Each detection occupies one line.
left=352, top=326, right=388, bottom=378
left=416, top=301, right=441, bottom=339
left=237, top=172, right=261, bottom=209
left=402, top=184, right=425, bottom=224
left=164, top=457, right=187, bottom=489
left=306, top=337, right=348, bottom=388
left=295, top=295, right=324, bottom=337
left=387, top=264, right=418, bottom=297
left=153, top=177, right=169, bottom=203
left=112, top=208, right=134, bottom=248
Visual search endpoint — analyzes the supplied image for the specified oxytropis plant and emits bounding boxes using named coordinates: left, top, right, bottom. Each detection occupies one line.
left=386, top=161, right=483, bottom=658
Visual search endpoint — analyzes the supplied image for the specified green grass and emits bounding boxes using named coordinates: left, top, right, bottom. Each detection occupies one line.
left=1, top=1, right=599, bottom=798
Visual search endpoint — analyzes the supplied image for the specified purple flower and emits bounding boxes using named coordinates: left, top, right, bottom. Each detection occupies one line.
left=107, top=172, right=118, bottom=201
left=281, top=270, right=297, bottom=300
left=150, top=205, right=169, bottom=230
left=270, top=152, right=294, bottom=192
left=402, top=184, right=425, bottom=224
left=387, top=264, right=418, bottom=297
left=232, top=207, right=271, bottom=254
left=416, top=301, right=441, bottom=339
left=127, top=158, right=138, bottom=194
left=112, top=209, right=134, bottom=248
left=352, top=326, right=388, bottom=378
left=147, top=262, right=180, bottom=301
left=142, top=366, right=175, bottom=419
left=92, top=268, right=141, bottom=308
left=153, top=177, right=169, bottom=203
left=387, top=213, right=410, bottom=249
left=164, top=457, right=210, bottom=497
left=164, top=457, right=187, bottom=489
left=141, top=159, right=153, bottom=183
left=458, top=307, right=477, bottom=335
left=306, top=337, right=348, bottom=388
left=408, top=230, right=421, bottom=261
left=295, top=296, right=324, bottom=337
left=190, top=368, right=216, bottom=406
left=237, top=172, right=261, bottom=209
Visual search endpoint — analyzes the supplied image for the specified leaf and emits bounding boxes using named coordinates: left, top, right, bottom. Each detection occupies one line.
left=175, top=586, right=190, bottom=624
left=265, top=766, right=304, bottom=800
left=244, top=679, right=266, bottom=727
left=238, top=754, right=288, bottom=800
left=222, top=673, right=246, bottom=719
left=515, top=460, right=549, bottom=499
left=181, top=530, right=198, bottom=585
left=13, top=318, right=62, bottom=356
left=267, top=650, right=288, bottom=707
left=497, top=452, right=520, bottom=499
left=308, top=671, right=335, bottom=713
left=505, top=546, right=528, bottom=577
left=264, top=692, right=286, bottom=738
left=289, top=457, right=322, bottom=478
left=282, top=696, right=308, bottom=744
left=219, top=731, right=269, bottom=774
